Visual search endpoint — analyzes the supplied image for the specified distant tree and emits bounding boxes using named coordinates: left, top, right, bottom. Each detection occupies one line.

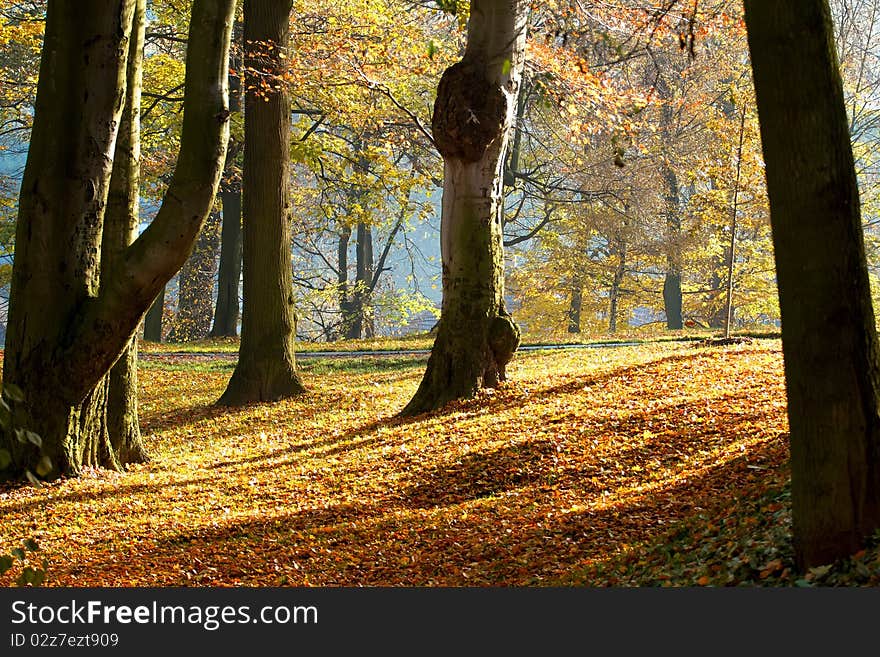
left=0, top=0, right=236, bottom=479
left=744, top=0, right=880, bottom=568
left=217, top=0, right=305, bottom=405
left=169, top=211, right=220, bottom=342
left=143, top=285, right=166, bottom=342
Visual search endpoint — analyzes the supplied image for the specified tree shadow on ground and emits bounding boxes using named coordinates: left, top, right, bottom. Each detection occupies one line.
left=65, top=433, right=787, bottom=586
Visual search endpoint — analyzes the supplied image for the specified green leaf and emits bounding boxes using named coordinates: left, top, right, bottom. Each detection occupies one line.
left=0, top=448, right=11, bottom=470
left=794, top=578, right=813, bottom=587
left=35, top=456, right=52, bottom=478
left=25, top=430, right=42, bottom=448
left=427, top=39, right=437, bottom=59
left=501, top=58, right=511, bottom=76
left=0, top=555, right=13, bottom=574
left=3, top=383, right=25, bottom=403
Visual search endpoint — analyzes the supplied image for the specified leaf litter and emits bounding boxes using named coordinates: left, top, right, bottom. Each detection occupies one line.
left=1, top=340, right=877, bottom=586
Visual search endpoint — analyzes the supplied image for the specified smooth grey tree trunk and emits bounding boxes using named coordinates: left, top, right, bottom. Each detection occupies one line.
left=609, top=235, right=626, bottom=334
left=567, top=281, right=582, bottom=333
left=402, top=0, right=529, bottom=415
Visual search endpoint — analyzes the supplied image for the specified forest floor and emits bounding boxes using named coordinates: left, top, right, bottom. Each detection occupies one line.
left=2, top=338, right=879, bottom=587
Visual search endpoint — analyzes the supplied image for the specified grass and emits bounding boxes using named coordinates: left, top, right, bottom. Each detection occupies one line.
left=138, top=326, right=782, bottom=357
left=2, top=339, right=878, bottom=587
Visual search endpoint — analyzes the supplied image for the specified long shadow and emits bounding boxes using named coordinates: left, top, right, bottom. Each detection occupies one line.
left=58, top=433, right=788, bottom=586
left=405, top=440, right=561, bottom=508
left=207, top=347, right=782, bottom=477
left=207, top=413, right=427, bottom=472
left=0, top=474, right=216, bottom=515
left=400, top=390, right=785, bottom=510
left=140, top=402, right=246, bottom=435
left=398, top=347, right=780, bottom=423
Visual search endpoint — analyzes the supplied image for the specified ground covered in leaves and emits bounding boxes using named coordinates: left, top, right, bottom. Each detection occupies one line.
left=2, top=339, right=879, bottom=586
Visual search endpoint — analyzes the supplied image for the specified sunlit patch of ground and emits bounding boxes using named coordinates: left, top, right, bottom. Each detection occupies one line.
left=7, top=339, right=871, bottom=587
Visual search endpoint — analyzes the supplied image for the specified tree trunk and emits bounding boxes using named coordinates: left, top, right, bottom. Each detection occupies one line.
left=662, top=164, right=683, bottom=330
left=744, top=0, right=880, bottom=568
left=609, top=233, right=626, bottom=335
left=337, top=224, right=353, bottom=339
left=343, top=222, right=374, bottom=339
left=1, top=0, right=236, bottom=479
left=143, top=285, right=166, bottom=342
left=217, top=0, right=305, bottom=406
left=724, top=107, right=747, bottom=339
left=169, top=211, right=220, bottom=342
left=102, top=0, right=147, bottom=466
left=402, top=0, right=528, bottom=415
left=211, top=24, right=243, bottom=339
left=211, top=188, right=242, bottom=337
left=566, top=281, right=582, bottom=334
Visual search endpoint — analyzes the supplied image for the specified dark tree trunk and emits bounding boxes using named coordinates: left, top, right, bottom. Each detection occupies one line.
left=217, top=0, right=305, bottom=405
left=567, top=281, right=582, bottom=334
left=0, top=1, right=136, bottom=478
left=707, top=268, right=726, bottom=329
left=211, top=188, right=242, bottom=337
left=211, top=23, right=242, bottom=339
left=402, top=0, right=529, bottom=415
left=143, top=285, right=166, bottom=342
left=337, top=224, right=353, bottom=339
left=343, top=222, right=374, bottom=339
left=662, top=164, right=683, bottom=330
left=745, top=0, right=880, bottom=568
left=609, top=233, right=626, bottom=334
left=0, top=0, right=236, bottom=479
left=169, top=211, right=220, bottom=342
left=655, top=73, right=684, bottom=331
left=102, top=0, right=147, bottom=466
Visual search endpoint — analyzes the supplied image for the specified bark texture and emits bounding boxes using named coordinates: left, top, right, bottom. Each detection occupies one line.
left=211, top=27, right=243, bottom=339
left=402, top=0, right=528, bottom=415
left=211, top=187, right=242, bottom=337
left=217, top=0, right=304, bottom=406
left=102, top=0, right=148, bottom=466
left=1, top=0, right=236, bottom=478
left=745, top=0, right=880, bottom=568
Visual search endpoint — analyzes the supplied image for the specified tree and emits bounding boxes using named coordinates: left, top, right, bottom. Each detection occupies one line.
left=211, top=21, right=244, bottom=339
left=143, top=285, right=166, bottom=342
left=169, top=210, right=221, bottom=342
left=402, top=0, right=529, bottom=415
left=102, top=0, right=148, bottom=466
left=744, top=0, right=880, bottom=568
left=0, top=0, right=237, bottom=479
left=217, top=0, right=305, bottom=405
